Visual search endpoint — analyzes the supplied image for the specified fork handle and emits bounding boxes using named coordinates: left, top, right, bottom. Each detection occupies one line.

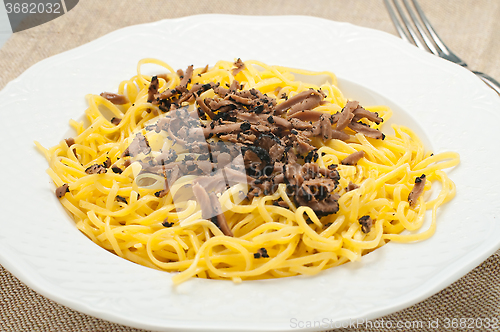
left=473, top=71, right=500, bottom=95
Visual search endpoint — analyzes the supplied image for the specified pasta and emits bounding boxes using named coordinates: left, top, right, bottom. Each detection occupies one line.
left=36, top=59, right=459, bottom=284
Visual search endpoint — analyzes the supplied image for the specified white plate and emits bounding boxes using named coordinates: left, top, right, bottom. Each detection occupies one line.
left=1, top=15, right=499, bottom=332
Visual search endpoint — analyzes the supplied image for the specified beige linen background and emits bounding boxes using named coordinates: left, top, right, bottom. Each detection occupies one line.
left=1, top=0, right=499, bottom=331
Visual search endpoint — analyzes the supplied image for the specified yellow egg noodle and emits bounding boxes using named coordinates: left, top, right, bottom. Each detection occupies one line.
left=36, top=59, right=459, bottom=284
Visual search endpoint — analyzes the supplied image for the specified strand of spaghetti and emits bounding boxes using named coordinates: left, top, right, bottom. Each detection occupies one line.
left=45, top=165, right=64, bottom=187
left=231, top=214, right=261, bottom=236
left=68, top=118, right=85, bottom=135
left=413, top=151, right=460, bottom=170
left=373, top=145, right=398, bottom=165
left=109, top=225, right=152, bottom=242
left=280, top=251, right=339, bottom=268
left=295, top=206, right=343, bottom=247
left=172, top=234, right=189, bottom=251
left=398, top=126, right=424, bottom=164
left=342, top=217, right=384, bottom=249
left=360, top=158, right=399, bottom=173
left=250, top=227, right=302, bottom=245
left=203, top=235, right=300, bottom=279
left=246, top=60, right=297, bottom=87
left=204, top=241, right=253, bottom=274
left=136, top=58, right=178, bottom=88
left=34, top=141, right=50, bottom=159
left=264, top=205, right=296, bottom=221
left=253, top=77, right=283, bottom=94
left=257, top=190, right=282, bottom=223
left=410, top=153, right=460, bottom=176
left=302, top=233, right=343, bottom=252
left=354, top=134, right=394, bottom=166
left=184, top=229, right=203, bottom=253
left=172, top=234, right=300, bottom=284
left=122, top=249, right=160, bottom=270
left=76, top=220, right=99, bottom=243
left=105, top=180, right=120, bottom=211
left=72, top=184, right=98, bottom=202
left=374, top=163, right=409, bottom=187
left=359, top=198, right=393, bottom=217
left=87, top=210, right=105, bottom=231
left=129, top=204, right=178, bottom=226
left=178, top=212, right=207, bottom=228
left=277, top=183, right=297, bottom=212
left=196, top=68, right=232, bottom=85
left=320, top=215, right=346, bottom=238
left=348, top=189, right=361, bottom=223
left=337, top=248, right=360, bottom=262
left=93, top=95, right=125, bottom=122
left=381, top=139, right=408, bottom=156
left=147, top=227, right=200, bottom=251
left=425, top=171, right=456, bottom=208
left=289, top=257, right=331, bottom=275
left=238, top=222, right=292, bottom=240
left=40, top=59, right=459, bottom=284
left=164, top=200, right=198, bottom=220
left=71, top=144, right=100, bottom=162
left=79, top=196, right=157, bottom=217
left=383, top=171, right=450, bottom=242
left=411, top=196, right=427, bottom=229
left=59, top=197, right=87, bottom=220
left=57, top=155, right=86, bottom=172
left=104, top=215, right=123, bottom=257
left=394, top=147, right=413, bottom=167
left=219, top=184, right=259, bottom=213
left=146, top=243, right=193, bottom=270
left=394, top=201, right=420, bottom=231
left=74, top=116, right=106, bottom=144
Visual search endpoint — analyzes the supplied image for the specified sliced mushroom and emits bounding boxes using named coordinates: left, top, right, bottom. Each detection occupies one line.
left=192, top=183, right=233, bottom=236
left=232, top=58, right=246, bottom=76
left=55, top=184, right=69, bottom=198
left=359, top=215, right=373, bottom=233
left=100, top=92, right=130, bottom=105
left=341, top=150, right=365, bottom=166
left=352, top=106, right=383, bottom=124
left=408, top=174, right=426, bottom=207
left=295, top=178, right=340, bottom=217
left=275, top=90, right=324, bottom=115
left=122, top=133, right=151, bottom=157
left=85, top=164, right=106, bottom=174
left=346, top=181, right=359, bottom=192
left=348, top=122, right=384, bottom=139
left=147, top=76, right=159, bottom=103
left=209, top=193, right=233, bottom=237
left=336, top=100, right=358, bottom=131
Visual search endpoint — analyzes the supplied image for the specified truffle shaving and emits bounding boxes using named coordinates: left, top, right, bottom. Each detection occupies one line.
left=408, top=174, right=426, bottom=207
left=341, top=150, right=365, bottom=166
left=55, top=184, right=69, bottom=198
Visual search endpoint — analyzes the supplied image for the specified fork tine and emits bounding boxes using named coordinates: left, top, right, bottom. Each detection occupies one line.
left=384, top=0, right=426, bottom=50
left=383, top=0, right=411, bottom=43
left=402, top=0, right=439, bottom=55
left=411, top=0, right=467, bottom=66
left=386, top=0, right=500, bottom=93
left=411, top=0, right=449, bottom=55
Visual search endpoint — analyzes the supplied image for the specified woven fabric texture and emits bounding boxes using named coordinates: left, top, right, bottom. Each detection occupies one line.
left=1, top=0, right=499, bottom=331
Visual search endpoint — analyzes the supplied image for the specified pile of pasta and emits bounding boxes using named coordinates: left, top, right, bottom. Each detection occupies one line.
left=36, top=59, right=459, bottom=284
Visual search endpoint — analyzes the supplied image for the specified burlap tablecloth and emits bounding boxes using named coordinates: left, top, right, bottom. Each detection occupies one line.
left=1, top=1, right=499, bottom=331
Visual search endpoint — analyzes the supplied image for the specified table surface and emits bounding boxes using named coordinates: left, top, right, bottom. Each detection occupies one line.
left=1, top=0, right=499, bottom=331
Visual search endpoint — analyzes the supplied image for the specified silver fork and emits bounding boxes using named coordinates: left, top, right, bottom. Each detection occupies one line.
left=384, top=0, right=500, bottom=95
